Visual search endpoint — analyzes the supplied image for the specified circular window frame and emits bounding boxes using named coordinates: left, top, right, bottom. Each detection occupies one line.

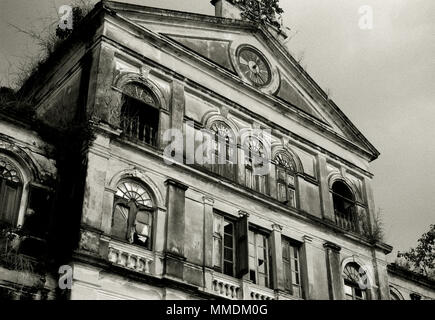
left=235, top=45, right=273, bottom=88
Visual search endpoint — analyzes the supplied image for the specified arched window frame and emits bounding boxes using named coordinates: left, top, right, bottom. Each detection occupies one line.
left=243, top=136, right=269, bottom=194
left=112, top=179, right=156, bottom=251
left=342, top=262, right=369, bottom=300
left=389, top=286, right=404, bottom=300
left=0, top=156, right=24, bottom=227
left=208, top=121, right=237, bottom=181
left=274, top=151, right=297, bottom=207
left=119, top=81, right=161, bottom=147
left=331, top=180, right=358, bottom=232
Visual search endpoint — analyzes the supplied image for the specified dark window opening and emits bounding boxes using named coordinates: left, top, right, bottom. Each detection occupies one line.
left=120, top=87, right=159, bottom=147
left=332, top=181, right=357, bottom=232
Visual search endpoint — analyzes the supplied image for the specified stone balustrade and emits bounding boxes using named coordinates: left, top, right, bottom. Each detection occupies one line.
left=211, top=273, right=241, bottom=299
left=247, top=284, right=276, bottom=300
left=107, top=240, right=154, bottom=274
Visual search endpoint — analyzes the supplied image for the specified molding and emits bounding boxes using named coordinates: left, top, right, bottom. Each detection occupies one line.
left=164, top=178, right=189, bottom=191
left=387, top=263, right=435, bottom=290
left=323, top=241, right=342, bottom=252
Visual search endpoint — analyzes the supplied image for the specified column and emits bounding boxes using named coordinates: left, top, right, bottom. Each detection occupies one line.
left=270, top=224, right=285, bottom=292
left=269, top=163, right=278, bottom=200
left=164, top=178, right=189, bottom=280
left=317, top=155, right=334, bottom=222
left=323, top=241, right=344, bottom=300
left=203, top=196, right=214, bottom=268
left=171, top=80, right=185, bottom=130
left=300, top=235, right=315, bottom=299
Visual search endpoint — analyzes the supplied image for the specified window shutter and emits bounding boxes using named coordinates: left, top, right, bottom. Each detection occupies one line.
left=0, top=181, right=19, bottom=225
left=212, top=214, right=223, bottom=270
left=282, top=240, right=293, bottom=293
left=236, top=213, right=249, bottom=278
left=112, top=202, right=129, bottom=240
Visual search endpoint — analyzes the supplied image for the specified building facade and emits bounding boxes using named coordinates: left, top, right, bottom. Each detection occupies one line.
left=0, top=0, right=433, bottom=300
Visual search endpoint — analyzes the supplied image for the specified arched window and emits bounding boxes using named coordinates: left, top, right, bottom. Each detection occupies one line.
left=274, top=152, right=296, bottom=207
left=209, top=121, right=236, bottom=181
left=343, top=262, right=368, bottom=300
left=0, top=157, right=22, bottom=227
left=389, top=287, right=403, bottom=300
left=332, top=181, right=357, bottom=232
left=120, top=83, right=159, bottom=147
left=244, top=136, right=268, bottom=194
left=112, top=180, right=154, bottom=250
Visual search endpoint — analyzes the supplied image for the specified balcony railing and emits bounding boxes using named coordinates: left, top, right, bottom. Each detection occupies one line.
left=205, top=272, right=302, bottom=300
left=121, top=117, right=158, bottom=147
left=211, top=273, right=241, bottom=299
left=334, top=209, right=358, bottom=233
left=246, top=283, right=276, bottom=300
left=107, top=240, right=154, bottom=275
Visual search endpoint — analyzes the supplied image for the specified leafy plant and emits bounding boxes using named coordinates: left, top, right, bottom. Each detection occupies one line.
left=232, top=0, right=284, bottom=29
left=357, top=209, right=385, bottom=244
left=399, top=224, right=435, bottom=279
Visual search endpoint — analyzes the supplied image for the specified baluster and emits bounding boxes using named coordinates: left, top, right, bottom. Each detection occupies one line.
left=149, top=126, right=154, bottom=146
left=142, top=125, right=147, bottom=144
left=135, top=116, right=139, bottom=139
left=144, top=259, right=151, bottom=273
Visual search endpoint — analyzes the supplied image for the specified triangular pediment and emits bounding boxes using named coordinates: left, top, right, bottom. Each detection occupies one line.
left=102, top=1, right=380, bottom=160
left=164, top=34, right=236, bottom=73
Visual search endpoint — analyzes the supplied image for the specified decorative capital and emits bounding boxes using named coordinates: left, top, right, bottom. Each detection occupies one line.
left=271, top=223, right=283, bottom=232
left=238, top=210, right=250, bottom=218
left=323, top=241, right=341, bottom=252
left=165, top=178, right=189, bottom=191
left=203, top=196, right=214, bottom=205
left=303, top=235, right=313, bottom=243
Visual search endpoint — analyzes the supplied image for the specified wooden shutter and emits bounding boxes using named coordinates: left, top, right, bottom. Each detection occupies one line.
left=112, top=202, right=129, bottom=240
left=282, top=240, right=293, bottom=293
left=212, top=214, right=223, bottom=270
left=236, top=213, right=249, bottom=278
left=0, top=180, right=20, bottom=225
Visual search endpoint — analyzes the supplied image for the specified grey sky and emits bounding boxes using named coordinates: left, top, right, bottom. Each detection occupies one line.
left=0, top=0, right=434, bottom=261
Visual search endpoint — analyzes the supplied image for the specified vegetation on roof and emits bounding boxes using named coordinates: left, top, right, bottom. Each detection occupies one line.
left=231, top=0, right=284, bottom=30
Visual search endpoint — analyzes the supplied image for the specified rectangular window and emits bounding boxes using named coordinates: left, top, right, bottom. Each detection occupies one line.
left=248, top=229, right=271, bottom=288
left=213, top=213, right=235, bottom=277
left=282, top=238, right=302, bottom=297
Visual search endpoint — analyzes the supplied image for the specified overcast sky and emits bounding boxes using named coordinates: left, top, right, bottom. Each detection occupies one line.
left=0, top=0, right=434, bottom=261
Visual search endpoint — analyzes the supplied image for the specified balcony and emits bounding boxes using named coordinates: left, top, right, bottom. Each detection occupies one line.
left=121, top=117, right=158, bottom=148
left=334, top=209, right=359, bottom=233
left=245, top=283, right=276, bottom=300
left=210, top=273, right=241, bottom=299
left=206, top=271, right=299, bottom=300
left=107, top=240, right=154, bottom=275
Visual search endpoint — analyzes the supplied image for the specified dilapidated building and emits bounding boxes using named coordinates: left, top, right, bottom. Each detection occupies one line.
left=0, top=0, right=433, bottom=300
